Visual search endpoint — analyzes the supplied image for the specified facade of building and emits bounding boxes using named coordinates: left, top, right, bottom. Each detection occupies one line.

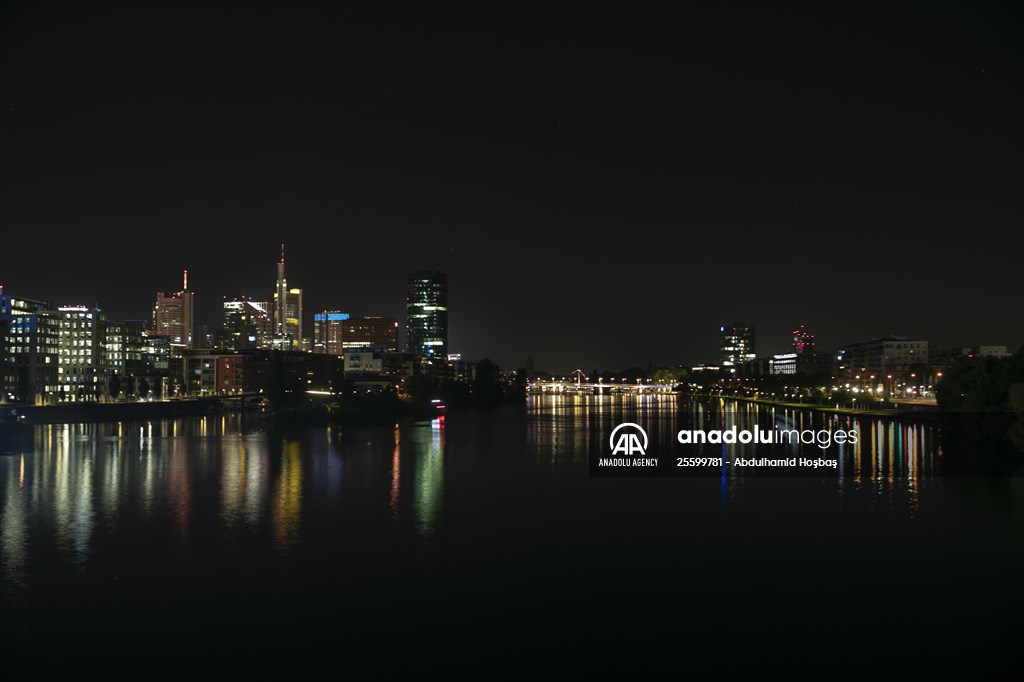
left=217, top=355, right=246, bottom=394
left=0, top=288, right=60, bottom=405
left=836, top=336, right=929, bottom=379
left=105, top=320, right=148, bottom=399
left=383, top=351, right=420, bottom=379
left=183, top=352, right=220, bottom=395
left=767, top=351, right=834, bottom=376
left=342, top=316, right=398, bottom=352
left=313, top=311, right=349, bottom=355
left=221, top=296, right=273, bottom=350
left=142, top=333, right=171, bottom=398
left=56, top=306, right=107, bottom=402
left=344, top=349, right=384, bottom=374
left=719, top=322, right=756, bottom=369
left=974, top=345, right=1011, bottom=358
left=251, top=301, right=274, bottom=349
left=406, top=270, right=448, bottom=358
left=153, top=271, right=194, bottom=351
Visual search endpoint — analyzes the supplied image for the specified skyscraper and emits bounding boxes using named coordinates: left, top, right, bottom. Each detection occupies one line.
left=272, top=245, right=303, bottom=350
left=719, top=322, right=756, bottom=368
left=313, top=311, right=349, bottom=356
left=153, top=270, right=194, bottom=350
left=221, top=296, right=273, bottom=350
left=406, top=271, right=447, bottom=358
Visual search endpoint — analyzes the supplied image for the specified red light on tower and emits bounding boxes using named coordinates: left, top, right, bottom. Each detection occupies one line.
left=792, top=324, right=814, bottom=353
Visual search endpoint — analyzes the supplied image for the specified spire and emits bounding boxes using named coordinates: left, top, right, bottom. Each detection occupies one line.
left=279, top=243, right=285, bottom=264
left=183, top=269, right=189, bottom=291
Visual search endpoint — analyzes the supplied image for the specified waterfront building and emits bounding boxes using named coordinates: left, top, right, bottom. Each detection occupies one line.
left=0, top=287, right=59, bottom=404
left=105, top=319, right=148, bottom=398
left=56, top=305, right=107, bottom=402
left=836, top=336, right=928, bottom=380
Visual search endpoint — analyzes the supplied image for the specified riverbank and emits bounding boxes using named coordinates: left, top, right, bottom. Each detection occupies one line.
left=686, top=392, right=941, bottom=423
left=6, top=397, right=257, bottom=424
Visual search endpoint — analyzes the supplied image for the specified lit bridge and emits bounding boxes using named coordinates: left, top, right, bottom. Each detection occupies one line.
left=527, top=370, right=679, bottom=395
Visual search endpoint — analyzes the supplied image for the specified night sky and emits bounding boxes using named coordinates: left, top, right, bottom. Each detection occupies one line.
left=2, top=1, right=1021, bottom=371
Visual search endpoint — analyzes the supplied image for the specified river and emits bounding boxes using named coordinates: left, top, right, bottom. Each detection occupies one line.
left=2, top=395, right=1022, bottom=677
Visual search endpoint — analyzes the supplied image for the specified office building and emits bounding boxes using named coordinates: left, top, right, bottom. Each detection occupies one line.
left=719, top=322, right=756, bottom=369
left=406, top=270, right=447, bottom=358
left=343, top=316, right=398, bottom=352
left=313, top=311, right=349, bottom=355
left=56, top=306, right=107, bottom=402
left=0, top=287, right=60, bottom=405
left=221, top=296, right=273, bottom=350
left=767, top=351, right=834, bottom=376
left=154, top=270, right=194, bottom=350
left=105, top=320, right=148, bottom=399
left=836, top=336, right=929, bottom=379
left=272, top=245, right=303, bottom=350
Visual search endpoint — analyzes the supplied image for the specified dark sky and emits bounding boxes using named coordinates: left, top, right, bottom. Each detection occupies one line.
left=2, top=0, right=1021, bottom=371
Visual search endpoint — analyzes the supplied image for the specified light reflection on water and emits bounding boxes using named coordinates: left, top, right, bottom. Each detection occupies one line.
left=527, top=393, right=946, bottom=518
left=0, top=414, right=450, bottom=605
left=0, top=397, right=1009, bottom=612
left=527, top=393, right=940, bottom=478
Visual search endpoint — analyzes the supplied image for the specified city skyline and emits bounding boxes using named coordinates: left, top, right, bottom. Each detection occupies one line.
left=1, top=1, right=1021, bottom=370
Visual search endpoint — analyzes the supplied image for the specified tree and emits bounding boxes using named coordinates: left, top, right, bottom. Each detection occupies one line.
left=472, top=358, right=505, bottom=408
left=139, top=377, right=150, bottom=400
left=108, top=372, right=122, bottom=400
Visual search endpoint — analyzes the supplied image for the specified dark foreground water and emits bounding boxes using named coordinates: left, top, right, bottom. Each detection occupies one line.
left=2, top=395, right=1023, bottom=678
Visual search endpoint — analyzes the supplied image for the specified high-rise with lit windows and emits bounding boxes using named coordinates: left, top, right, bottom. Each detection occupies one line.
left=153, top=270, right=194, bottom=350
left=272, top=245, right=303, bottom=350
left=406, top=271, right=447, bottom=358
left=56, top=305, right=107, bottom=402
left=221, top=296, right=273, bottom=350
left=313, top=311, right=349, bottom=356
left=719, top=321, right=756, bottom=369
left=0, top=286, right=59, bottom=405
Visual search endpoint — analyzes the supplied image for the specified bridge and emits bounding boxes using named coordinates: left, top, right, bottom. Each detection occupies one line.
left=527, top=370, right=679, bottom=395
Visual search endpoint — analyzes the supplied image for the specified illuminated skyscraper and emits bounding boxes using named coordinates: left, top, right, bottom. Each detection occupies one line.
left=153, top=270, right=194, bottom=350
left=719, top=321, right=756, bottom=368
left=406, top=271, right=447, bottom=358
left=221, top=296, right=273, bottom=350
left=272, top=245, right=303, bottom=350
left=313, top=311, right=349, bottom=356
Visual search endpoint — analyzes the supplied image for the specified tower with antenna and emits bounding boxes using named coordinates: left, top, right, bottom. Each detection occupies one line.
left=272, top=244, right=304, bottom=350
left=153, top=269, right=194, bottom=351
